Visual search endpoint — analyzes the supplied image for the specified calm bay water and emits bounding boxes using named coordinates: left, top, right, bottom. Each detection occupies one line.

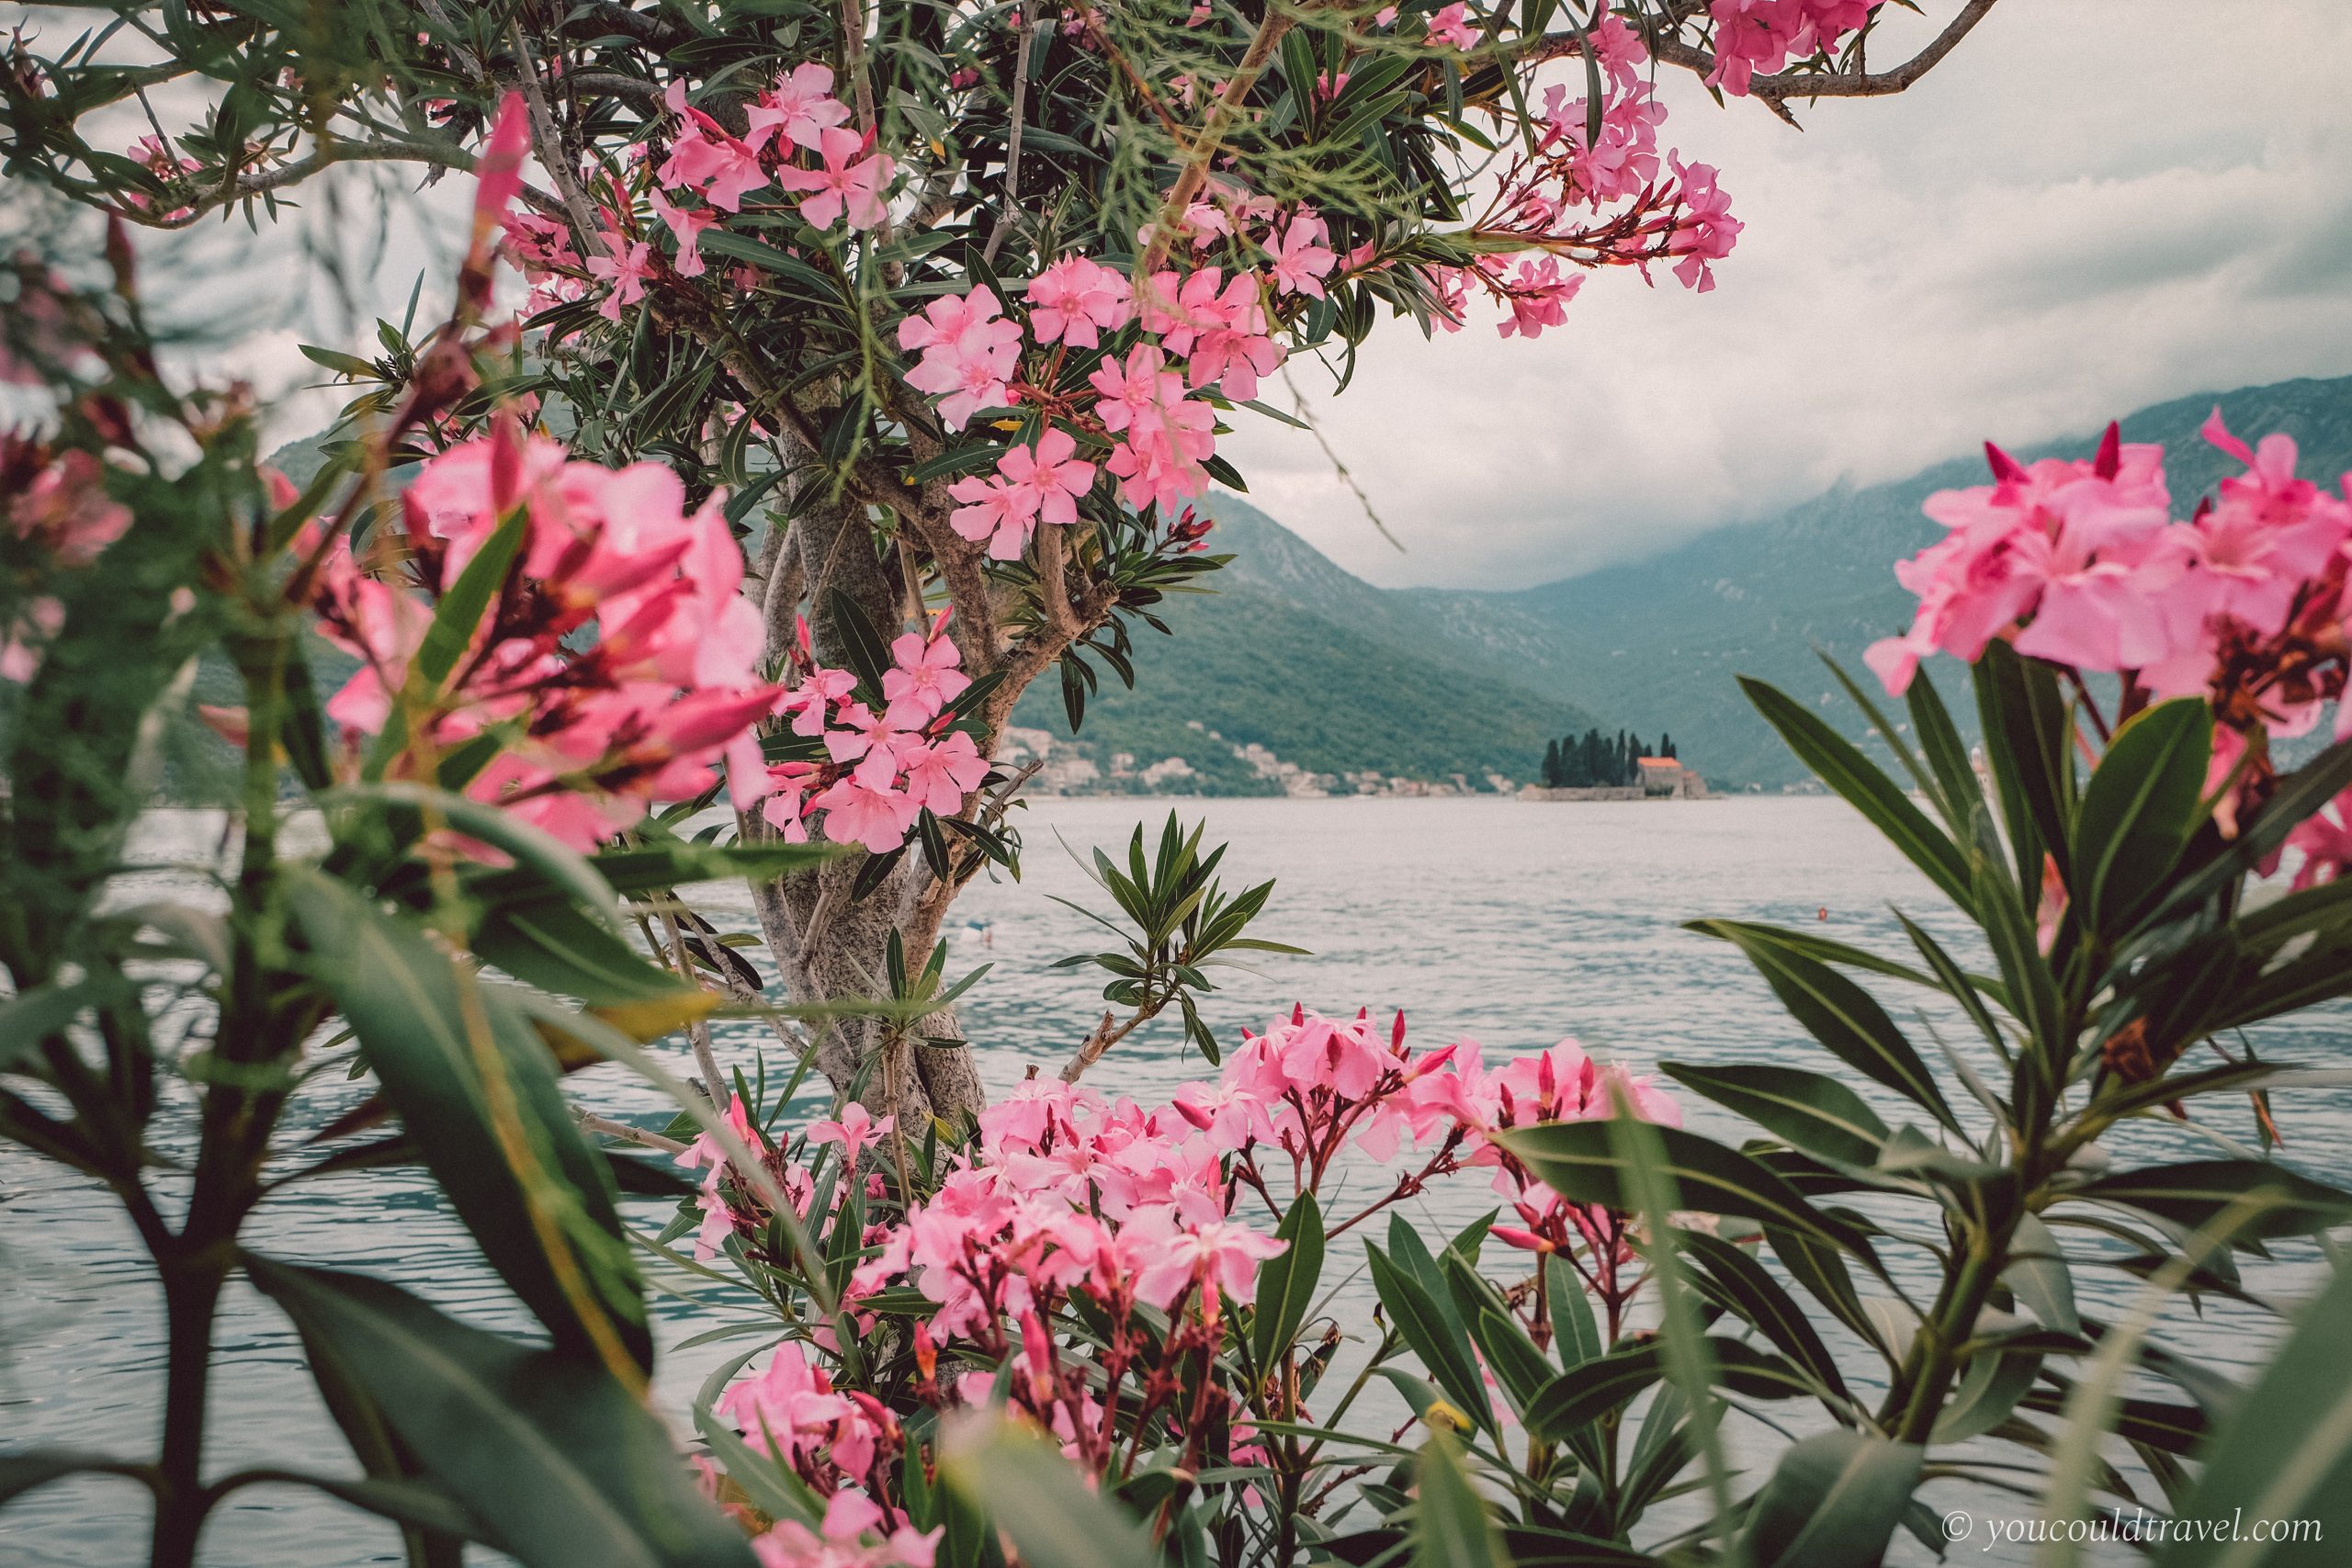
left=5, top=796, right=2348, bottom=1566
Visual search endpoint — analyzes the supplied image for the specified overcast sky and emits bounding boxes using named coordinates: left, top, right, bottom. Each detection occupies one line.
left=153, top=0, right=2352, bottom=591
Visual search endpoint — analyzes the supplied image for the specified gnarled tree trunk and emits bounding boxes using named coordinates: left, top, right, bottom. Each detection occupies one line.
left=736, top=483, right=1001, bottom=1127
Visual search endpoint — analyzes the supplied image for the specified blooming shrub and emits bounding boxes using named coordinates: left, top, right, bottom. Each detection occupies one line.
left=660, top=413, right=2352, bottom=1568
left=306, top=421, right=780, bottom=849
left=683, top=1008, right=1683, bottom=1565
left=1867, top=414, right=2352, bottom=860
left=8, top=0, right=2009, bottom=1141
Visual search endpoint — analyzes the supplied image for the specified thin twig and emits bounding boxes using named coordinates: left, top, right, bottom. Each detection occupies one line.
left=1282, top=365, right=1403, bottom=553
left=1136, top=3, right=1302, bottom=275
left=983, top=5, right=1036, bottom=264
left=1062, top=1009, right=1140, bottom=1084
left=839, top=0, right=878, bottom=135
left=577, top=1109, right=688, bottom=1156
left=509, top=23, right=602, bottom=243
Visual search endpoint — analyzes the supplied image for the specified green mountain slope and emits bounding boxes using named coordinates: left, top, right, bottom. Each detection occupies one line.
left=1400, top=373, right=2352, bottom=786
left=1009, top=496, right=1607, bottom=792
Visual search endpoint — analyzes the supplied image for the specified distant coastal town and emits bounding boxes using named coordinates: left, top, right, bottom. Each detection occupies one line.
left=997, top=721, right=1709, bottom=799
left=1000, top=724, right=1517, bottom=798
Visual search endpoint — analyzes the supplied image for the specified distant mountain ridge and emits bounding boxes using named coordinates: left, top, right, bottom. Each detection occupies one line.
left=1403, top=372, right=2352, bottom=784
left=1008, top=496, right=1610, bottom=792
left=1032, top=370, right=2352, bottom=791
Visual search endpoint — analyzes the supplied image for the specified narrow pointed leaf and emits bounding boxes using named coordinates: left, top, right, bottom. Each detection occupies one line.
left=1658, top=1061, right=1889, bottom=1167
left=1250, top=1191, right=1324, bottom=1369
left=1740, top=675, right=1973, bottom=912
left=1368, top=1243, right=1490, bottom=1434
left=941, top=1416, right=1157, bottom=1568
left=1708, top=925, right=1959, bottom=1133
left=2074, top=700, right=2211, bottom=931
left=287, top=872, right=648, bottom=1369
left=1741, top=1429, right=1923, bottom=1568
left=2067, top=1160, right=2352, bottom=1241
left=246, top=1259, right=753, bottom=1568
left=1495, top=1122, right=1877, bottom=1260
left=1413, top=1430, right=1511, bottom=1568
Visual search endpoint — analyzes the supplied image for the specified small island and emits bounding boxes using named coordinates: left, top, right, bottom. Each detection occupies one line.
left=1520, top=728, right=1709, bottom=801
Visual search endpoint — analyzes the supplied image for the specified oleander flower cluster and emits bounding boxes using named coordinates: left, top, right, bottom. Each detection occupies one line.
left=898, top=217, right=1327, bottom=558
left=751, top=611, right=991, bottom=854
left=0, top=433, right=135, bottom=682
left=307, top=420, right=782, bottom=850
left=1443, top=12, right=1743, bottom=321
left=501, top=64, right=891, bottom=320
left=1864, top=413, right=2352, bottom=880
left=685, top=1006, right=1679, bottom=1562
left=1702, top=0, right=1885, bottom=97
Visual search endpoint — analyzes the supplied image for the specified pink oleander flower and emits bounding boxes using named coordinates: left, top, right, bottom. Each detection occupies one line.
left=678, top=1092, right=763, bottom=1259
left=2289, top=787, right=2352, bottom=892
left=946, top=470, right=1037, bottom=559
left=810, top=774, right=921, bottom=852
left=125, top=134, right=201, bottom=221
left=1024, top=255, right=1134, bottom=348
left=1139, top=269, right=1280, bottom=400
left=585, top=225, right=655, bottom=321
left=1540, top=73, right=1666, bottom=208
left=658, top=84, right=774, bottom=211
left=1087, top=344, right=1184, bottom=434
left=2148, top=412, right=2350, bottom=645
left=777, top=127, right=895, bottom=231
left=1264, top=214, right=1338, bottom=299
left=648, top=187, right=718, bottom=276
left=307, top=420, right=783, bottom=851
left=1090, top=348, right=1219, bottom=514
left=1495, top=256, right=1582, bottom=340
left=752, top=1492, right=938, bottom=1568
left=719, top=1343, right=869, bottom=1472
left=997, top=428, right=1097, bottom=525
left=0, top=595, right=64, bottom=684
left=752, top=63, right=854, bottom=152
left=1708, top=0, right=1881, bottom=96
left=900, top=288, right=1023, bottom=430
left=901, top=730, right=989, bottom=813
left=470, top=94, right=533, bottom=243
left=1668, top=156, right=1739, bottom=292
left=1863, top=424, right=2171, bottom=695
left=1105, top=400, right=1216, bottom=513
left=825, top=700, right=928, bottom=790
left=882, top=626, right=971, bottom=716
left=762, top=761, right=819, bottom=841
left=809, top=1103, right=896, bottom=1168
left=1428, top=2, right=1480, bottom=50
left=897, top=288, right=1007, bottom=355
left=8, top=446, right=131, bottom=566
left=1137, top=266, right=1246, bottom=356
left=1125, top=1208, right=1286, bottom=1312
left=781, top=663, right=860, bottom=738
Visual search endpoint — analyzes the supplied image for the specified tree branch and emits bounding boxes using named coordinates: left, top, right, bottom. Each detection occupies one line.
left=576, top=1109, right=687, bottom=1156
left=982, top=4, right=1036, bottom=265
left=1632, top=0, right=1998, bottom=119
left=1136, top=3, right=1300, bottom=274
left=112, top=138, right=475, bottom=231
left=564, top=71, right=665, bottom=108
left=509, top=24, right=601, bottom=242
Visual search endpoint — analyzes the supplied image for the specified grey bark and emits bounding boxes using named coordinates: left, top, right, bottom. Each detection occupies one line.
left=739, top=491, right=989, bottom=1127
